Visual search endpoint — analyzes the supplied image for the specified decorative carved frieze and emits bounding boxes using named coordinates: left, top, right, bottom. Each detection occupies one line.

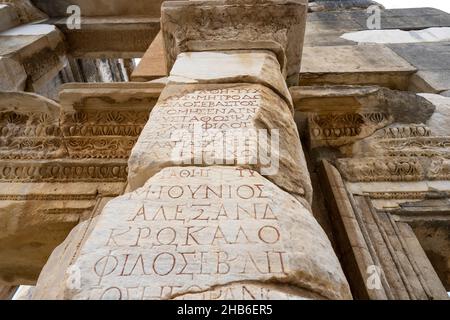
left=0, top=160, right=128, bottom=183
left=379, top=125, right=432, bottom=139
left=61, top=110, right=148, bottom=137
left=308, top=111, right=390, bottom=148
left=336, top=157, right=450, bottom=182
left=61, top=108, right=148, bottom=159
left=0, top=85, right=159, bottom=165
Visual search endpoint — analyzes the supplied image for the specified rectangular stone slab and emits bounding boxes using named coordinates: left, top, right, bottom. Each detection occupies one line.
left=300, top=45, right=417, bottom=90
left=44, top=166, right=350, bottom=300
left=161, top=0, right=308, bottom=85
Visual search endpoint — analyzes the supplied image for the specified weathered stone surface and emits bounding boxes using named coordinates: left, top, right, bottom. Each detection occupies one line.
left=0, top=89, right=143, bottom=286
left=0, top=91, right=65, bottom=159
left=0, top=87, right=160, bottom=162
left=408, top=219, right=450, bottom=291
left=13, top=285, right=34, bottom=300
left=304, top=11, right=362, bottom=47
left=131, top=31, right=168, bottom=81
left=0, top=56, right=26, bottom=90
left=161, top=0, right=308, bottom=85
left=300, top=45, right=416, bottom=90
left=30, top=207, right=105, bottom=300
left=128, top=83, right=312, bottom=203
left=58, top=82, right=163, bottom=112
left=0, top=4, right=20, bottom=32
left=0, top=24, right=66, bottom=92
left=0, top=285, right=16, bottom=299
left=336, top=157, right=450, bottom=182
left=51, top=17, right=160, bottom=59
left=343, top=124, right=450, bottom=159
left=305, top=8, right=450, bottom=47
left=168, top=51, right=292, bottom=108
left=33, top=166, right=351, bottom=300
left=372, top=8, right=450, bottom=30
left=32, top=0, right=170, bottom=18
left=290, top=85, right=435, bottom=148
left=323, top=160, right=450, bottom=300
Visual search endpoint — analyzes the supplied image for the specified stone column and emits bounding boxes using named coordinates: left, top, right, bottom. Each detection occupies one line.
left=32, top=0, right=351, bottom=300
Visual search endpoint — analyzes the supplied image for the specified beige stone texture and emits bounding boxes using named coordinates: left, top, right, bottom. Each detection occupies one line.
left=291, top=85, right=435, bottom=149
left=32, top=0, right=172, bottom=18
left=420, top=94, right=450, bottom=136
left=131, top=31, right=168, bottom=81
left=0, top=3, right=20, bottom=32
left=52, top=17, right=160, bottom=59
left=12, top=285, right=34, bottom=300
left=0, top=90, right=137, bottom=285
left=0, top=56, right=26, bottom=91
left=33, top=166, right=351, bottom=300
left=161, top=0, right=308, bottom=85
left=0, top=182, right=125, bottom=285
left=300, top=45, right=417, bottom=90
left=128, top=83, right=312, bottom=204
left=168, top=51, right=292, bottom=108
left=1, top=0, right=47, bottom=24
left=0, top=24, right=66, bottom=92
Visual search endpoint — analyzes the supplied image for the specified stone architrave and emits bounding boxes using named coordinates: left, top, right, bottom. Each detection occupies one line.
left=0, top=24, right=66, bottom=92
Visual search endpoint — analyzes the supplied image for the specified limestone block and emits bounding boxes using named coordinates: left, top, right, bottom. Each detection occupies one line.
left=58, top=83, right=162, bottom=159
left=174, top=283, right=316, bottom=300
left=0, top=92, right=65, bottom=160
left=13, top=285, right=34, bottom=300
left=0, top=56, right=26, bottom=91
left=32, top=0, right=173, bottom=18
left=389, top=43, right=450, bottom=93
left=0, top=4, right=20, bottom=32
left=304, top=8, right=450, bottom=47
left=131, top=31, right=168, bottom=81
left=300, top=45, right=417, bottom=90
left=54, top=17, right=160, bottom=59
left=336, top=157, right=450, bottom=182
left=420, top=94, right=450, bottom=136
left=0, top=182, right=124, bottom=286
left=0, top=24, right=67, bottom=92
left=0, top=0, right=47, bottom=24
left=343, top=124, right=450, bottom=159
left=304, top=11, right=362, bottom=47
left=34, top=166, right=351, bottom=300
left=161, top=0, right=308, bottom=85
left=128, top=83, right=312, bottom=203
left=169, top=51, right=292, bottom=108
left=290, top=85, right=435, bottom=149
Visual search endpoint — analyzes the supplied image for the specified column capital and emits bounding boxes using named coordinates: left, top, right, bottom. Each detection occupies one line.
left=161, top=0, right=308, bottom=85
